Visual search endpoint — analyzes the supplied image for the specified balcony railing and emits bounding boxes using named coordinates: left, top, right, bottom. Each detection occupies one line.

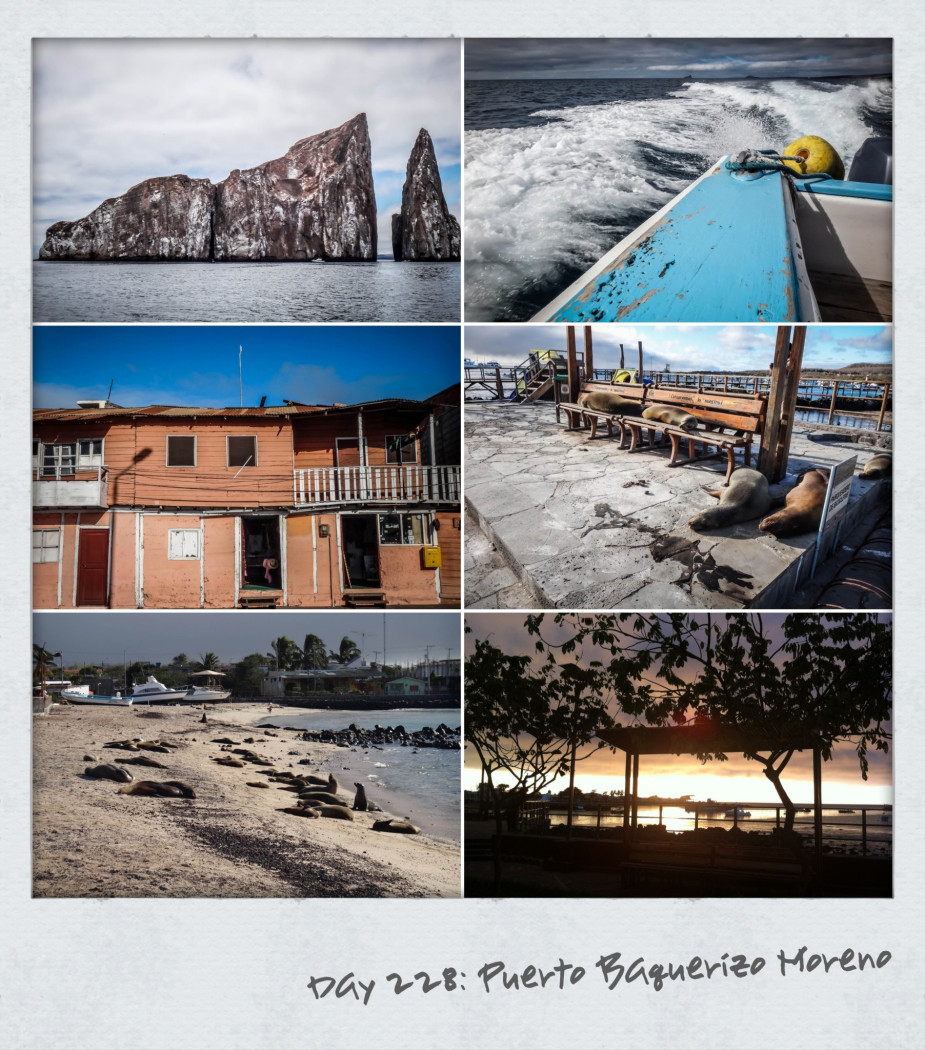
left=32, top=467, right=108, bottom=509
left=293, top=465, right=460, bottom=506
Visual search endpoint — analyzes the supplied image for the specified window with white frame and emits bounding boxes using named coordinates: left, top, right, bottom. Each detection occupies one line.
left=385, top=434, right=417, bottom=464
left=167, top=529, right=201, bottom=560
left=166, top=435, right=196, bottom=467
left=35, top=440, right=104, bottom=478
left=227, top=435, right=257, bottom=468
left=32, top=529, right=61, bottom=563
left=378, top=512, right=426, bottom=545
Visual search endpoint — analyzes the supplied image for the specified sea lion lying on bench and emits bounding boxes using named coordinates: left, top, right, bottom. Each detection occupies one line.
left=577, top=390, right=645, bottom=416
left=641, top=403, right=700, bottom=431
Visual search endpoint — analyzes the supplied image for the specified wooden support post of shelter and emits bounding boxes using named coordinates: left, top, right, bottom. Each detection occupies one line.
left=566, top=326, right=580, bottom=416
left=877, top=381, right=891, bottom=432
left=583, top=326, right=594, bottom=384
left=757, top=324, right=806, bottom=482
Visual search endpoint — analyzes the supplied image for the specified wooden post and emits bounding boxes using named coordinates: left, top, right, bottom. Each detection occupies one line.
left=619, top=343, right=625, bottom=369
left=583, top=326, right=594, bottom=384
left=813, top=745, right=823, bottom=867
left=494, top=367, right=503, bottom=400
left=623, top=751, right=631, bottom=835
left=758, top=325, right=805, bottom=482
left=566, top=326, right=580, bottom=407
left=827, top=381, right=839, bottom=425
left=877, top=382, right=891, bottom=432
left=773, top=325, right=806, bottom=480
left=632, top=753, right=640, bottom=831
left=637, top=341, right=643, bottom=381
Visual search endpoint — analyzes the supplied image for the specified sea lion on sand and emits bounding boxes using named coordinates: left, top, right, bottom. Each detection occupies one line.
left=295, top=791, right=344, bottom=807
left=84, top=763, right=133, bottom=783
left=860, top=453, right=892, bottom=480
left=117, top=780, right=196, bottom=798
left=279, top=806, right=320, bottom=818
left=759, top=469, right=830, bottom=538
left=353, top=783, right=369, bottom=811
left=688, top=468, right=771, bottom=531
left=641, top=404, right=700, bottom=431
left=295, top=803, right=355, bottom=821
left=577, top=390, right=645, bottom=416
left=212, top=755, right=246, bottom=767
left=372, top=819, right=420, bottom=834
left=301, top=773, right=338, bottom=791
left=246, top=781, right=270, bottom=789
left=104, top=740, right=141, bottom=751
left=122, top=755, right=168, bottom=768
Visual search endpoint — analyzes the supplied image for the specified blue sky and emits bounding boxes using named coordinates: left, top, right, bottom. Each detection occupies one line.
left=34, top=326, right=461, bottom=409
left=465, top=324, right=892, bottom=373
left=465, top=38, right=892, bottom=80
left=33, top=39, right=461, bottom=257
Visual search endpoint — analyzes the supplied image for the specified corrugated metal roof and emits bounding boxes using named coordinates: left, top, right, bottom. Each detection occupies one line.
left=33, top=398, right=435, bottom=423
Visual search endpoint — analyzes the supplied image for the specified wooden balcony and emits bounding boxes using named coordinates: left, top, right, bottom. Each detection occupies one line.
left=32, top=468, right=108, bottom=509
left=293, top=465, right=460, bottom=506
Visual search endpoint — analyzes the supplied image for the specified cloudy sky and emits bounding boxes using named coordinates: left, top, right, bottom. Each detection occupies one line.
left=35, top=610, right=461, bottom=669
left=465, top=38, right=892, bottom=81
left=464, top=613, right=892, bottom=805
left=465, top=324, right=892, bottom=373
left=33, top=325, right=461, bottom=408
left=32, top=39, right=461, bottom=257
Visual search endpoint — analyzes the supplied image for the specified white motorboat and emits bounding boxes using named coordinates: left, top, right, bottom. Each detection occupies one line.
left=185, top=670, right=231, bottom=702
left=59, top=684, right=133, bottom=707
left=129, top=675, right=189, bottom=704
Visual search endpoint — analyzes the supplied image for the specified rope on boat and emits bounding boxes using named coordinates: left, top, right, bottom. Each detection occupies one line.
left=724, top=149, right=834, bottom=182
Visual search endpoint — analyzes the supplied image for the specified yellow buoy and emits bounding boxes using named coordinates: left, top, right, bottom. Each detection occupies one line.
left=782, top=136, right=845, bottom=180
left=612, top=369, right=635, bottom=383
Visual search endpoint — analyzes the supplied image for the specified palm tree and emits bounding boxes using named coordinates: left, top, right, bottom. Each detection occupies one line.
left=33, top=643, right=61, bottom=696
left=271, top=636, right=302, bottom=672
left=337, top=636, right=362, bottom=665
left=198, top=651, right=220, bottom=671
left=302, top=634, right=328, bottom=670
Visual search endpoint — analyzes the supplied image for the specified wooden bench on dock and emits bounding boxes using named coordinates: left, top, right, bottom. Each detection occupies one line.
left=620, top=840, right=808, bottom=894
left=559, top=381, right=768, bottom=485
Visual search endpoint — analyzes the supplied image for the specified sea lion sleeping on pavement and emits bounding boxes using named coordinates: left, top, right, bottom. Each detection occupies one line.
left=758, top=468, right=830, bottom=538
left=688, top=468, right=771, bottom=531
left=641, top=404, right=700, bottom=431
left=860, top=453, right=892, bottom=480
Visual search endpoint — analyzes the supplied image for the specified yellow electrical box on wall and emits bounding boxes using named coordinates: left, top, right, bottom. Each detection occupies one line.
left=422, top=546, right=442, bottom=568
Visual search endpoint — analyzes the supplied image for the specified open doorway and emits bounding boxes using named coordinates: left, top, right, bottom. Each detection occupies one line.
left=341, top=515, right=380, bottom=588
left=241, top=516, right=281, bottom=590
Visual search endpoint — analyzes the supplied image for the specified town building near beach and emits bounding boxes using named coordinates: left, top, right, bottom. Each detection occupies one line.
left=32, top=387, right=461, bottom=609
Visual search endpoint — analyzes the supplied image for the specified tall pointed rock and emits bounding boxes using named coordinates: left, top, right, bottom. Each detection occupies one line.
left=391, top=129, right=460, bottom=262
left=213, top=113, right=378, bottom=261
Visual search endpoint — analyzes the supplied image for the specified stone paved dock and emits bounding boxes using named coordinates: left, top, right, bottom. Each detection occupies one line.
left=465, top=400, right=891, bottom=610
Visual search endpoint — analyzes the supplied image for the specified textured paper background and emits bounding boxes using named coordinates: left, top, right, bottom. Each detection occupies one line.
left=2, top=3, right=923, bottom=1047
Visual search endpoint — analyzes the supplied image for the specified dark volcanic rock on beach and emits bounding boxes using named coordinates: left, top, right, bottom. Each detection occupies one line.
left=39, top=114, right=378, bottom=263
left=213, top=113, right=377, bottom=261
left=391, top=128, right=460, bottom=262
left=39, top=175, right=215, bottom=261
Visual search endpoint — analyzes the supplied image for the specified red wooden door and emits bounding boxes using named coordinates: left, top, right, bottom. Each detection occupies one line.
left=76, top=528, right=109, bottom=606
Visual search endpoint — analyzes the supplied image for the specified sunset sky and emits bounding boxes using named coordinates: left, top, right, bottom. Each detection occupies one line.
left=464, top=613, right=892, bottom=806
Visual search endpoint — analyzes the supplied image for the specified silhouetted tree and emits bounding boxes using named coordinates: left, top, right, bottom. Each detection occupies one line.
left=301, top=634, right=328, bottom=670
left=526, top=613, right=892, bottom=835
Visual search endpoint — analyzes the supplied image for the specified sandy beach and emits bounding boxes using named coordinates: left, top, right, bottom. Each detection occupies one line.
left=33, top=703, right=460, bottom=899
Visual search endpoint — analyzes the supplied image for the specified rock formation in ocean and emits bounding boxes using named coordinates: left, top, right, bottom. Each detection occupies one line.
left=213, top=113, right=377, bottom=261
left=39, top=175, right=215, bottom=261
left=39, top=114, right=378, bottom=262
left=391, top=128, right=460, bottom=262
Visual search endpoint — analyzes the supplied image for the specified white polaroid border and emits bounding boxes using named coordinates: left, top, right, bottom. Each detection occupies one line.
left=3, top=3, right=923, bottom=1048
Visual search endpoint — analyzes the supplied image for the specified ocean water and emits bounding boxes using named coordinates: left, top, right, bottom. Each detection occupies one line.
left=560, top=804, right=892, bottom=852
left=254, top=708, right=461, bottom=842
left=464, top=75, right=893, bottom=321
left=33, top=260, right=460, bottom=323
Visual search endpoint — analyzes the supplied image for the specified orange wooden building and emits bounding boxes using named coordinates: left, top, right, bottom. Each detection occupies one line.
left=33, top=391, right=461, bottom=609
